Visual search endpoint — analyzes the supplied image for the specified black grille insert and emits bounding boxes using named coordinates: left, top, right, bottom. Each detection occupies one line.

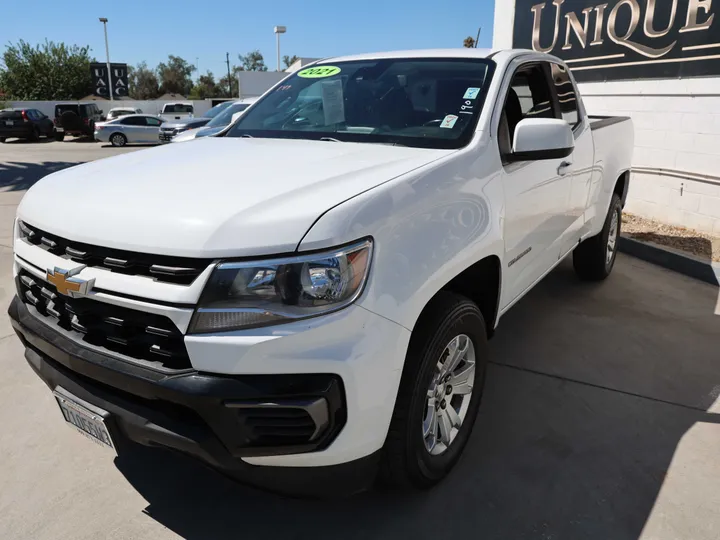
left=19, top=221, right=213, bottom=285
left=17, top=270, right=192, bottom=371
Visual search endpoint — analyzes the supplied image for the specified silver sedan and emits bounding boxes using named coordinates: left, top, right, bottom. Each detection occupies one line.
left=94, top=114, right=165, bottom=147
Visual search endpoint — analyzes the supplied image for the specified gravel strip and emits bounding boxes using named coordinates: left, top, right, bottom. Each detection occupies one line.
left=622, top=213, right=720, bottom=262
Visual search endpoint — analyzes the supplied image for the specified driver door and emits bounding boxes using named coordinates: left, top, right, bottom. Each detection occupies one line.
left=498, top=61, right=573, bottom=310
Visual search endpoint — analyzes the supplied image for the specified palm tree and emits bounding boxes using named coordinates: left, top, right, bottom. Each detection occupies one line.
left=463, top=36, right=476, bottom=48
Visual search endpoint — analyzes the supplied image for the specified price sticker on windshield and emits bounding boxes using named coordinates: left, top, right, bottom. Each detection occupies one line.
left=297, top=66, right=342, bottom=78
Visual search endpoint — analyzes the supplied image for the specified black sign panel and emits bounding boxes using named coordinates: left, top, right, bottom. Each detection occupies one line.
left=90, top=63, right=129, bottom=98
left=513, top=0, right=720, bottom=82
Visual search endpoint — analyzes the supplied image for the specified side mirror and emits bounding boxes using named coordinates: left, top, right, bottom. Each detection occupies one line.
left=508, top=118, right=574, bottom=162
left=231, top=111, right=244, bottom=124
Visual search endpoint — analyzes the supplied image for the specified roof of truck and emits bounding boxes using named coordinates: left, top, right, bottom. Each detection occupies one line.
left=318, top=48, right=546, bottom=65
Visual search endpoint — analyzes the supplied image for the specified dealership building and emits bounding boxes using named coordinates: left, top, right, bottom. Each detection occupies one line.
left=494, top=0, right=720, bottom=236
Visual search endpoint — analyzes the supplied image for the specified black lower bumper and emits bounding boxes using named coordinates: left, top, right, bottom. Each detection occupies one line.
left=8, top=296, right=378, bottom=497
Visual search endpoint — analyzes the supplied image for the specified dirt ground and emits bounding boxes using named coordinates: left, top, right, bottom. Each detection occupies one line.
left=623, top=213, right=720, bottom=262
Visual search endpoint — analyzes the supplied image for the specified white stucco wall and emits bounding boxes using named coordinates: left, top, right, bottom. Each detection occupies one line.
left=492, top=1, right=720, bottom=236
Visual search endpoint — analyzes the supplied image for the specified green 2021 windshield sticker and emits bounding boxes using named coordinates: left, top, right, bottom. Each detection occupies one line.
left=297, top=66, right=341, bottom=78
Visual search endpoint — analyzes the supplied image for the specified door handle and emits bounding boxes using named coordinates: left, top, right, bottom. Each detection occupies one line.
left=557, top=161, right=573, bottom=176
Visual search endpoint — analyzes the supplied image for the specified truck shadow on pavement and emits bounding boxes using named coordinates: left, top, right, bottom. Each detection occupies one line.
left=0, top=161, right=79, bottom=192
left=114, top=257, right=720, bottom=540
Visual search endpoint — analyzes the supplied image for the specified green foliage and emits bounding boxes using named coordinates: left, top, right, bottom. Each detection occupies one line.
left=128, top=62, right=160, bottom=99
left=0, top=40, right=93, bottom=100
left=283, top=55, right=300, bottom=69
left=238, top=50, right=267, bottom=72
left=189, top=71, right=220, bottom=99
left=156, top=55, right=195, bottom=96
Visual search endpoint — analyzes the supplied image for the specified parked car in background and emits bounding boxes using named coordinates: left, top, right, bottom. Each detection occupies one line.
left=54, top=103, right=103, bottom=141
left=172, top=98, right=258, bottom=142
left=106, top=107, right=143, bottom=121
left=0, top=109, right=55, bottom=143
left=158, top=102, right=194, bottom=122
left=94, top=114, right=164, bottom=147
left=203, top=101, right=234, bottom=119
left=158, top=116, right=214, bottom=143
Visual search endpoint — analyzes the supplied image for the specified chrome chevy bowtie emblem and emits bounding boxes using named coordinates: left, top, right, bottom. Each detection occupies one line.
left=46, top=266, right=95, bottom=298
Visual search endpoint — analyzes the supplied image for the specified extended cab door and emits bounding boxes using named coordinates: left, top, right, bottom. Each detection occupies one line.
left=497, top=61, right=573, bottom=310
left=550, top=62, right=595, bottom=256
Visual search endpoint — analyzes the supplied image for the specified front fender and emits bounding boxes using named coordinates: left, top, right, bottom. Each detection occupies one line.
left=298, top=146, right=505, bottom=331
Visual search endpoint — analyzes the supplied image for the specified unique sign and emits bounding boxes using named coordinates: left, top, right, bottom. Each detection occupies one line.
left=513, top=0, right=720, bottom=81
left=90, top=63, right=129, bottom=98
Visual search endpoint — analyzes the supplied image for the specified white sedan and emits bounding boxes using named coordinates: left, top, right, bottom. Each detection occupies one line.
left=94, top=114, right=165, bottom=147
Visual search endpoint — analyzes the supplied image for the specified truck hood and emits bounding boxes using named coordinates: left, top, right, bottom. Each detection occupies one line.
left=18, top=137, right=450, bottom=258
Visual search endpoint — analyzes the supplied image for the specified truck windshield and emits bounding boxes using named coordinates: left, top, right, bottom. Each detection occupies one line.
left=226, top=58, right=495, bottom=149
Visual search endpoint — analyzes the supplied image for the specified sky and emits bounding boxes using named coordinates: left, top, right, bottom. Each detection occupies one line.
left=1, top=0, right=496, bottom=79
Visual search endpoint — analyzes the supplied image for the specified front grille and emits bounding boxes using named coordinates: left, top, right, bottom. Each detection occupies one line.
left=18, top=269, right=192, bottom=371
left=19, top=221, right=212, bottom=285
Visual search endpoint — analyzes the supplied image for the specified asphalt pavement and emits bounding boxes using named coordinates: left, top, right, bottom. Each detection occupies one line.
left=1, top=139, right=720, bottom=540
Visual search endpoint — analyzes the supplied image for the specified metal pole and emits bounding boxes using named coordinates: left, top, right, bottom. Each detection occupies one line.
left=276, top=32, right=281, bottom=72
left=475, top=27, right=481, bottom=48
left=226, top=52, right=232, bottom=97
left=102, top=21, right=113, bottom=101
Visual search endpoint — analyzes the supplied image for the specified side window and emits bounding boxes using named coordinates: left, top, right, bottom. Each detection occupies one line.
left=498, top=63, right=558, bottom=158
left=551, top=63, right=580, bottom=129
left=121, top=116, right=145, bottom=126
left=145, top=117, right=162, bottom=126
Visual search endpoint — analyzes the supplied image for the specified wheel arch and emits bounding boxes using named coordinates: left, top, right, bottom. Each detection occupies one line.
left=614, top=170, right=630, bottom=208
left=411, top=255, right=502, bottom=340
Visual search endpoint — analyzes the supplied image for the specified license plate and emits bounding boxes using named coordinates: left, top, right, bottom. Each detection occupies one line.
left=5, top=120, right=13, bottom=126
left=56, top=127, right=64, bottom=132
left=53, top=387, right=116, bottom=453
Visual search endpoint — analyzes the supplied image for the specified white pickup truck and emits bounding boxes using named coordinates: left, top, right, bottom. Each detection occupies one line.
left=157, top=102, right=194, bottom=122
left=9, top=49, right=633, bottom=497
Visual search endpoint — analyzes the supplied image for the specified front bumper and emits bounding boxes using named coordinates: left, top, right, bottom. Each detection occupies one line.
left=8, top=296, right=383, bottom=496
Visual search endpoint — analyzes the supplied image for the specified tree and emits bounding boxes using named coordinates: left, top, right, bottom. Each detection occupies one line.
left=463, top=36, right=476, bottom=48
left=189, top=71, right=220, bottom=99
left=0, top=40, right=93, bottom=100
left=282, top=55, right=300, bottom=69
left=128, top=62, right=160, bottom=99
left=156, top=55, right=195, bottom=96
left=218, top=65, right=244, bottom=97
left=238, top=50, right=267, bottom=72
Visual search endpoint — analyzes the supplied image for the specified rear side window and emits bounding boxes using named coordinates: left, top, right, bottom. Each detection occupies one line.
left=145, top=117, right=162, bottom=126
left=551, top=63, right=580, bottom=129
left=120, top=116, right=147, bottom=126
left=55, top=105, right=79, bottom=116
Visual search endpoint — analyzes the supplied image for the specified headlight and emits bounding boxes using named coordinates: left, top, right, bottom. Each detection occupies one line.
left=189, top=239, right=373, bottom=333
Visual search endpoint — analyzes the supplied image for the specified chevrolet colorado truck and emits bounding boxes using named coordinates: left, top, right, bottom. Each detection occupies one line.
left=8, top=49, right=633, bottom=497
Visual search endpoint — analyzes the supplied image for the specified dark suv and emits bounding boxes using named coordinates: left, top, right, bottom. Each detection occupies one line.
left=54, top=103, right=103, bottom=141
left=0, top=109, right=55, bottom=143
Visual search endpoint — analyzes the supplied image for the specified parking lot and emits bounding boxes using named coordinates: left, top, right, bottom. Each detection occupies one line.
left=1, top=140, right=719, bottom=540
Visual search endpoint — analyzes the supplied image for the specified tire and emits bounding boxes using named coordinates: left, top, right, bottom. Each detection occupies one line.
left=30, top=126, right=40, bottom=142
left=54, top=132, right=65, bottom=142
left=573, top=193, right=622, bottom=281
left=0, top=137, right=5, bottom=143
left=379, top=291, right=489, bottom=490
left=110, top=133, right=127, bottom=147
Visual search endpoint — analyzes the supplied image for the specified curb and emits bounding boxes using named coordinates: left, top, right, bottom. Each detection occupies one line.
left=618, top=236, right=720, bottom=286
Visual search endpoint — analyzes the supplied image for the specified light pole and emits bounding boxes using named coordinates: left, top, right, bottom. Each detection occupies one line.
left=99, top=18, right=113, bottom=101
left=274, top=26, right=286, bottom=71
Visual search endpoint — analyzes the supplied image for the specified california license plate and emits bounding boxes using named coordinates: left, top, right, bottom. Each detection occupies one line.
left=53, top=387, right=116, bottom=453
left=5, top=120, right=12, bottom=126
left=56, top=127, right=64, bottom=132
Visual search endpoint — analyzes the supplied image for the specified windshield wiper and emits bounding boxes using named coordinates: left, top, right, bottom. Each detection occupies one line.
left=320, top=137, right=342, bottom=142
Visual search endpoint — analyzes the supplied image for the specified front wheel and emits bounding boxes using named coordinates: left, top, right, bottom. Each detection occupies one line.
left=110, top=133, right=127, bottom=147
left=54, top=131, right=65, bottom=142
left=573, top=193, right=622, bottom=281
left=379, top=292, right=488, bottom=489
